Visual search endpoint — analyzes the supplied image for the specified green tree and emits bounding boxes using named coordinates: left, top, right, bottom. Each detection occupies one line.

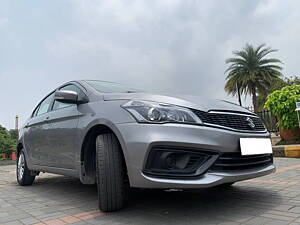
left=256, top=76, right=300, bottom=111
left=264, top=85, right=300, bottom=129
left=285, top=76, right=300, bottom=85
left=0, top=125, right=16, bottom=156
left=225, top=43, right=283, bottom=112
left=257, top=77, right=286, bottom=111
left=9, top=129, right=19, bottom=142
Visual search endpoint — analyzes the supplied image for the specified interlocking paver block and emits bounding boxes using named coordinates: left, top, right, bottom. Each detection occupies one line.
left=44, top=219, right=66, bottom=225
left=3, top=221, right=23, bottom=225
left=1, top=158, right=300, bottom=225
left=20, top=217, right=41, bottom=225
left=60, top=215, right=82, bottom=223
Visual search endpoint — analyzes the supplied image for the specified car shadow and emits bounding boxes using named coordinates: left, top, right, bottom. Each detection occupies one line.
left=15, top=175, right=283, bottom=224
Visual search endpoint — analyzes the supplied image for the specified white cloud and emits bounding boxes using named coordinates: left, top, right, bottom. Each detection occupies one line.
left=1, top=0, right=300, bottom=128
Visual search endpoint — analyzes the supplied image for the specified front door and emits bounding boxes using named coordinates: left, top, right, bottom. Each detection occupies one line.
left=44, top=106, right=80, bottom=169
left=44, top=84, right=85, bottom=169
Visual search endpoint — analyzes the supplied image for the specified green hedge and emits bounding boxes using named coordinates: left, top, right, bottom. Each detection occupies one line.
left=264, top=85, right=300, bottom=129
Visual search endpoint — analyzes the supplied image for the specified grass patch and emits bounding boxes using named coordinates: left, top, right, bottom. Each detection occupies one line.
left=0, top=158, right=9, bottom=161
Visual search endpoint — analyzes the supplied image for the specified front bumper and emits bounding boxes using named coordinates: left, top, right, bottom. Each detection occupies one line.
left=116, top=122, right=275, bottom=189
left=142, top=164, right=275, bottom=189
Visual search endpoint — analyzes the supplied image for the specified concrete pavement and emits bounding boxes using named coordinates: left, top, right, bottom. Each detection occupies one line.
left=1, top=158, right=300, bottom=225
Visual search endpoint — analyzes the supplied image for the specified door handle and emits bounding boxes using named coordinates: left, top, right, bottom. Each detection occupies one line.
left=44, top=116, right=50, bottom=122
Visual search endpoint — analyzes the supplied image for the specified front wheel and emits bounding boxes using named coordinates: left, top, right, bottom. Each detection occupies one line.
left=95, top=133, right=128, bottom=212
left=17, top=150, right=36, bottom=186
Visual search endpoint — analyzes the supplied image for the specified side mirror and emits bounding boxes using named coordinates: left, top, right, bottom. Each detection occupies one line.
left=54, top=90, right=79, bottom=104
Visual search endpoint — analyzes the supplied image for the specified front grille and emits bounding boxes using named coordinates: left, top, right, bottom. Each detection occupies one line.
left=210, top=153, right=273, bottom=172
left=192, top=110, right=266, bottom=132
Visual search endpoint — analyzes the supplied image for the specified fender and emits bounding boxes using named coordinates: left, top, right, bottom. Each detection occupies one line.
left=78, top=118, right=135, bottom=184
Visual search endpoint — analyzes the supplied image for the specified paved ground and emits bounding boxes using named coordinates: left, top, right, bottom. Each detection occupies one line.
left=1, top=158, right=300, bottom=225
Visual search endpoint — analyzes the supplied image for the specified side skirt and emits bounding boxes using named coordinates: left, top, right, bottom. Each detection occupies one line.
left=30, top=164, right=79, bottom=178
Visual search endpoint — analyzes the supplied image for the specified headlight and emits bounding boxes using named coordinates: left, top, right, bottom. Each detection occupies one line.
left=122, top=100, right=202, bottom=124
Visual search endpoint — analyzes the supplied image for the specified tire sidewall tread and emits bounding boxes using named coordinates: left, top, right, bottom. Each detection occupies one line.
left=95, top=133, right=126, bottom=212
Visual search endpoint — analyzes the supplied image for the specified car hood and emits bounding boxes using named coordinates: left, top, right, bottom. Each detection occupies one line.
left=103, top=92, right=253, bottom=114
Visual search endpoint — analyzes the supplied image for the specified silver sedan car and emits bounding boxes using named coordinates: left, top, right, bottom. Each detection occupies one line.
left=17, top=80, right=275, bottom=211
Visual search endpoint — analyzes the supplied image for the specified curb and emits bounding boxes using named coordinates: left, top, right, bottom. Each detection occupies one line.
left=0, top=160, right=16, bottom=166
left=273, top=145, right=300, bottom=158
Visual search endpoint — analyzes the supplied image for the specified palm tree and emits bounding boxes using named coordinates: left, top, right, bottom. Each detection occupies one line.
left=225, top=43, right=283, bottom=112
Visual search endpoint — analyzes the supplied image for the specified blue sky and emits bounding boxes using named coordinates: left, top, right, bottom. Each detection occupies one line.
left=1, top=0, right=299, bottom=129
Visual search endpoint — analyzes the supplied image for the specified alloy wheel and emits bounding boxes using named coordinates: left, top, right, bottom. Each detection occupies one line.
left=18, top=153, right=25, bottom=179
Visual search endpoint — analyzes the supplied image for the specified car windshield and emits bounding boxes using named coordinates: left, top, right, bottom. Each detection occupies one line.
left=85, top=80, right=142, bottom=93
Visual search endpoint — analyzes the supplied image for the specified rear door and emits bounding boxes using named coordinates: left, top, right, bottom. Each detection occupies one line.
left=24, top=92, right=55, bottom=165
left=44, top=84, right=86, bottom=169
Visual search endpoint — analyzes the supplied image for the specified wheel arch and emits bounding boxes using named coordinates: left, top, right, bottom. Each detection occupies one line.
left=79, top=121, right=130, bottom=185
left=17, top=142, right=23, bottom=156
left=16, top=141, right=35, bottom=171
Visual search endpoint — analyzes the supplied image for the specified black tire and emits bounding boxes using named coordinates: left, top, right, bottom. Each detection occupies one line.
left=95, top=133, right=128, bottom=212
left=17, top=150, right=36, bottom=186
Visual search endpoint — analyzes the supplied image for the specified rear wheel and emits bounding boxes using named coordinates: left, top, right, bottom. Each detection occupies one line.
left=17, top=150, right=36, bottom=186
left=95, top=133, right=128, bottom=212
